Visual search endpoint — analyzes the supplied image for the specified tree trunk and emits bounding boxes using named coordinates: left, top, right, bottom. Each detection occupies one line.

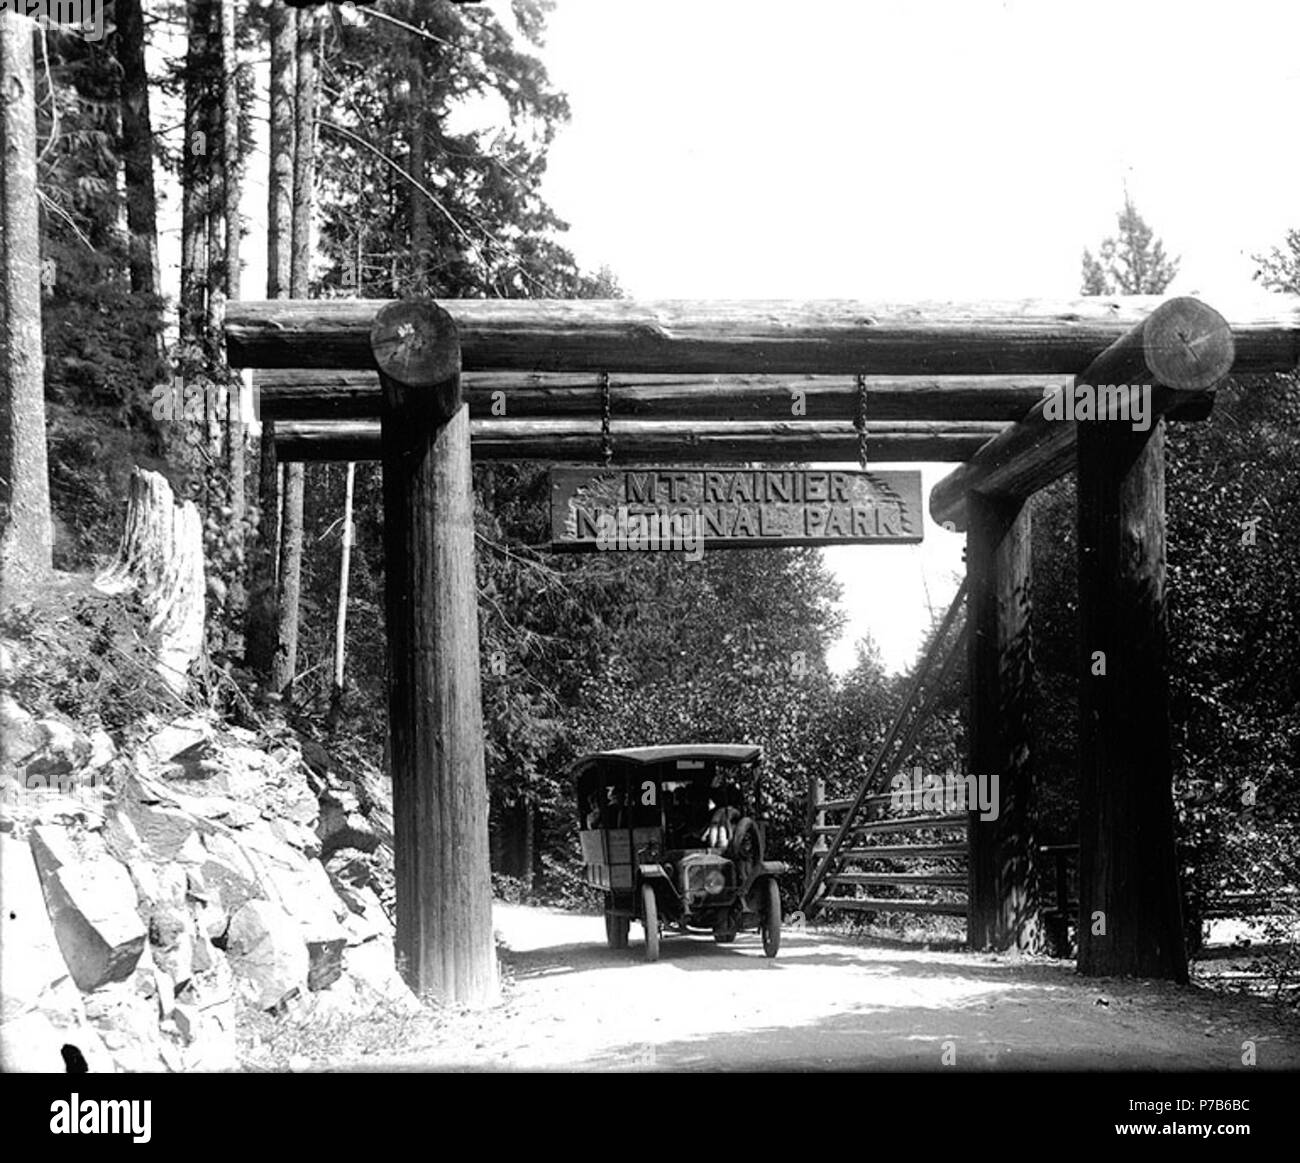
left=180, top=0, right=214, bottom=353
left=407, top=63, right=429, bottom=293
left=0, top=11, right=52, bottom=602
left=244, top=0, right=295, bottom=675
left=269, top=4, right=320, bottom=696
left=327, top=461, right=355, bottom=728
left=271, top=462, right=303, bottom=696
left=291, top=6, right=318, bottom=299
left=117, top=0, right=161, bottom=299
left=266, top=0, right=294, bottom=299
left=219, top=0, right=244, bottom=632
left=95, top=469, right=205, bottom=695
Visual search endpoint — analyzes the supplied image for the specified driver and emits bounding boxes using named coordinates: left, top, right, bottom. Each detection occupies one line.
left=702, top=804, right=741, bottom=849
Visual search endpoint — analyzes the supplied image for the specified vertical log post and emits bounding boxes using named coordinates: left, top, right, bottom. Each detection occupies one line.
left=965, top=494, right=1038, bottom=950
left=373, top=300, right=497, bottom=1006
left=1073, top=303, right=1234, bottom=982
left=806, top=774, right=826, bottom=898
left=1076, top=420, right=1187, bottom=981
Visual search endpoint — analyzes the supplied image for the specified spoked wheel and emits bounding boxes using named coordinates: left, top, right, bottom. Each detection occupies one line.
left=605, top=896, right=629, bottom=950
left=760, top=878, right=781, bottom=958
left=642, top=883, right=660, bottom=962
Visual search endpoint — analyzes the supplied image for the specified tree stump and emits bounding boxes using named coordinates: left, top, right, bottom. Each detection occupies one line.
left=94, top=468, right=205, bottom=694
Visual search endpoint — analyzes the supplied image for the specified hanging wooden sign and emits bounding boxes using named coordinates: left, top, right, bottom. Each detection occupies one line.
left=550, top=466, right=924, bottom=551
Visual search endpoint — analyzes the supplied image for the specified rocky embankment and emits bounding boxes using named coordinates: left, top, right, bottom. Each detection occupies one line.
left=1, top=666, right=415, bottom=1072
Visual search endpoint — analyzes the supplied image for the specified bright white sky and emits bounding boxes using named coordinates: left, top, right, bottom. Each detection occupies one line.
left=157, top=0, right=1299, bottom=676
left=524, top=0, right=1300, bottom=673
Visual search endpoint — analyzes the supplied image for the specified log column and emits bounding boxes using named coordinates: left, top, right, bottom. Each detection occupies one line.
left=373, top=300, right=497, bottom=1006
left=1073, top=302, right=1235, bottom=982
left=1076, top=419, right=1186, bottom=981
left=965, top=494, right=1037, bottom=951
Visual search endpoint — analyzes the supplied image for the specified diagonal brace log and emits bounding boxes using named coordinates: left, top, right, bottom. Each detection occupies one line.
left=929, top=297, right=1235, bottom=531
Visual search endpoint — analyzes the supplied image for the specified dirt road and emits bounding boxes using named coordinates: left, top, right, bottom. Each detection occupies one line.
left=351, top=904, right=1300, bottom=1072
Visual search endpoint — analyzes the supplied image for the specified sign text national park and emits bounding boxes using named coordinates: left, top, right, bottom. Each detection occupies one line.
left=550, top=467, right=923, bottom=551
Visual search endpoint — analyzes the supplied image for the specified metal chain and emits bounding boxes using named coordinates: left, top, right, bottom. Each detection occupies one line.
left=854, top=373, right=869, bottom=469
left=599, top=371, right=613, bottom=465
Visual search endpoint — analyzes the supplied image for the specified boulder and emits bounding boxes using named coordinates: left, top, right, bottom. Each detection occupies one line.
left=317, top=786, right=379, bottom=858
left=195, top=831, right=263, bottom=914
left=266, top=816, right=321, bottom=857
left=249, top=837, right=349, bottom=990
left=28, top=822, right=85, bottom=878
left=175, top=993, right=238, bottom=1072
left=0, top=833, right=74, bottom=1023
left=85, top=728, right=116, bottom=771
left=124, top=859, right=184, bottom=911
left=102, top=807, right=146, bottom=864
left=148, top=905, right=196, bottom=987
left=194, top=898, right=230, bottom=943
left=224, top=900, right=308, bottom=1011
left=326, top=853, right=392, bottom=943
left=41, top=854, right=148, bottom=992
left=191, top=926, right=219, bottom=972
left=30, top=792, right=105, bottom=828
left=0, top=994, right=114, bottom=1073
left=142, top=716, right=213, bottom=768
left=84, top=981, right=183, bottom=1072
left=0, top=693, right=42, bottom=767
left=344, top=937, right=423, bottom=1016
left=25, top=718, right=93, bottom=780
left=118, top=794, right=200, bottom=862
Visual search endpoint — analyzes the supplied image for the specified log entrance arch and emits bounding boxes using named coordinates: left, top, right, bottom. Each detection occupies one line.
left=225, top=294, right=1300, bottom=1002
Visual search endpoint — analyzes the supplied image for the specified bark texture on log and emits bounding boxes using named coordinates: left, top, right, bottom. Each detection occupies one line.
left=94, top=469, right=206, bottom=694
left=253, top=369, right=1218, bottom=424
left=272, top=418, right=1006, bottom=463
left=271, top=463, right=304, bottom=695
left=930, top=298, right=1236, bottom=530
left=245, top=424, right=279, bottom=674
left=376, top=301, right=496, bottom=1007
left=965, top=494, right=1038, bottom=952
left=0, top=11, right=52, bottom=601
left=117, top=0, right=161, bottom=298
left=225, top=295, right=1300, bottom=375
left=266, top=1, right=294, bottom=300
left=244, top=0, right=295, bottom=674
left=1076, top=422, right=1188, bottom=982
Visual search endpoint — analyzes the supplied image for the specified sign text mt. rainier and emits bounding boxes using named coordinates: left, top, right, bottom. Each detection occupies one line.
left=550, top=467, right=923, bottom=550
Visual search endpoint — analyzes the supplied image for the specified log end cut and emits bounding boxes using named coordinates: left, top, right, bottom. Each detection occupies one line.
left=370, top=300, right=462, bottom=420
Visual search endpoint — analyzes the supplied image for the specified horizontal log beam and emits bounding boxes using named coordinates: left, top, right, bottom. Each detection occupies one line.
left=812, top=813, right=970, bottom=835
left=272, top=419, right=1008, bottom=464
left=225, top=295, right=1300, bottom=376
left=818, top=898, right=968, bottom=916
left=253, top=368, right=1215, bottom=424
left=838, top=844, right=969, bottom=860
left=930, top=297, right=1237, bottom=530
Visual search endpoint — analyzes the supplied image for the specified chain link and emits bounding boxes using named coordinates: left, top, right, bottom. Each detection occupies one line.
left=854, top=373, right=869, bottom=469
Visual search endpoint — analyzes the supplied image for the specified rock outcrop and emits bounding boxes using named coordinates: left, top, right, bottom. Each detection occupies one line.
left=0, top=698, right=413, bottom=1073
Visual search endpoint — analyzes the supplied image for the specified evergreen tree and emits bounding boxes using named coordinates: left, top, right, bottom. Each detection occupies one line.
left=1080, top=194, right=1180, bottom=295
left=1254, top=228, right=1300, bottom=293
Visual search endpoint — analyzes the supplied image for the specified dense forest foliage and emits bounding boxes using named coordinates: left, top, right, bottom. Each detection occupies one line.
left=10, top=1, right=1297, bottom=961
